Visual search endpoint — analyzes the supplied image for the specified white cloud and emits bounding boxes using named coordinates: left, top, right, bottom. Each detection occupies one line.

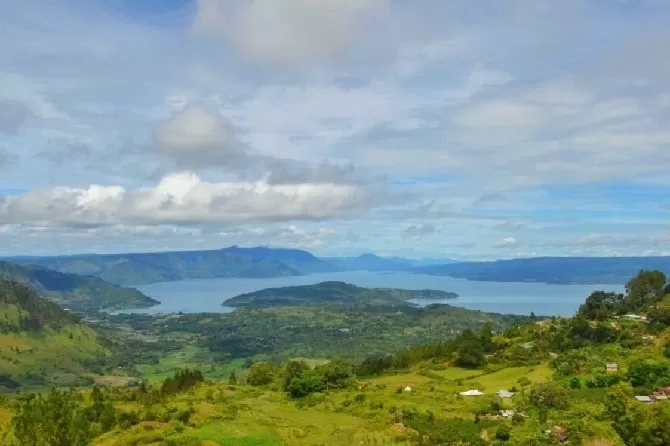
left=194, top=0, right=388, bottom=65
left=0, top=172, right=372, bottom=228
left=492, top=237, right=519, bottom=248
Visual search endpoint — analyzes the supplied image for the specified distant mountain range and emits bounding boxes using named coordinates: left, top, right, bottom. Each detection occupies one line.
left=4, top=247, right=670, bottom=287
left=3, top=247, right=455, bottom=286
left=415, top=256, right=670, bottom=284
left=0, top=261, right=158, bottom=312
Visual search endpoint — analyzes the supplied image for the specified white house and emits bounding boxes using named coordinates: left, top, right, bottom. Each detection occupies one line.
left=460, top=389, right=484, bottom=396
left=496, top=389, right=515, bottom=398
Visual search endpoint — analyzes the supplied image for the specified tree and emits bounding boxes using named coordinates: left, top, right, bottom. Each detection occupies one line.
left=12, top=388, right=90, bottom=446
left=247, top=362, right=275, bottom=386
left=454, top=341, right=486, bottom=369
left=287, top=370, right=326, bottom=398
left=282, top=360, right=310, bottom=391
left=649, top=296, right=670, bottom=326
left=315, top=359, right=355, bottom=390
left=228, top=371, right=237, bottom=385
left=577, top=291, right=624, bottom=320
left=569, top=377, right=582, bottom=389
left=529, top=383, right=570, bottom=410
left=625, top=270, right=667, bottom=312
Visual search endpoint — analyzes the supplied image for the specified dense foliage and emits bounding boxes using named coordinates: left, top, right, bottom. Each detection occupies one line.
left=225, top=281, right=457, bottom=308
left=4, top=269, right=670, bottom=445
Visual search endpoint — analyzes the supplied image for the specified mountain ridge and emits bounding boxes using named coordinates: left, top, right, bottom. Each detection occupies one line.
left=0, top=261, right=159, bottom=312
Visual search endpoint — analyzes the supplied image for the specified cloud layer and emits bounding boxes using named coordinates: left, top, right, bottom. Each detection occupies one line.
left=1, top=0, right=670, bottom=257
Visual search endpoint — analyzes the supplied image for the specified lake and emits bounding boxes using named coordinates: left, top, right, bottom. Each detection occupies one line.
left=124, top=271, right=624, bottom=317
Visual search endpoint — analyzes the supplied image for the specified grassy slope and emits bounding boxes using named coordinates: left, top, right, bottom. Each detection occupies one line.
left=0, top=279, right=109, bottom=390
left=0, top=261, right=158, bottom=312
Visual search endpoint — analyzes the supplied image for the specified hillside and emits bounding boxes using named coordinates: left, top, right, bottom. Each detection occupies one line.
left=224, top=281, right=459, bottom=308
left=6, top=246, right=338, bottom=286
left=0, top=279, right=108, bottom=390
left=0, top=261, right=158, bottom=313
left=416, top=256, right=670, bottom=284
left=4, top=271, right=670, bottom=444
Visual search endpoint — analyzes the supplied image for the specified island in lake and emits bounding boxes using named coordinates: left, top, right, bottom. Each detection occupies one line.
left=223, top=281, right=458, bottom=308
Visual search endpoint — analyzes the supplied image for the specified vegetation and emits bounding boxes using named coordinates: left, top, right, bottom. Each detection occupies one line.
left=224, top=281, right=457, bottom=308
left=3, top=269, right=670, bottom=444
left=0, top=279, right=109, bottom=390
left=0, top=261, right=158, bottom=313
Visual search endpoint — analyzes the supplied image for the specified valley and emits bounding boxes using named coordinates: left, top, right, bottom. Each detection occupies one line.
left=1, top=253, right=670, bottom=445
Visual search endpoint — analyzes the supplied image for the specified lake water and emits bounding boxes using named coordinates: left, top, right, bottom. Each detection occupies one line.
left=123, top=271, right=624, bottom=317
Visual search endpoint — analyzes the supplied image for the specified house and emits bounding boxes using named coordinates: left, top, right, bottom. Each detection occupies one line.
left=605, top=363, right=618, bottom=373
left=635, top=395, right=653, bottom=403
left=459, top=389, right=484, bottom=396
left=496, top=389, right=515, bottom=398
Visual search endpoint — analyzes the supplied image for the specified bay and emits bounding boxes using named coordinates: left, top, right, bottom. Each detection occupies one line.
left=122, top=271, right=624, bottom=317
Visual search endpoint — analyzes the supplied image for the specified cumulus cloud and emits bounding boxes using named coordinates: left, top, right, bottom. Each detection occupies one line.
left=492, top=237, right=519, bottom=248
left=0, top=99, right=33, bottom=134
left=0, top=172, right=372, bottom=228
left=194, top=0, right=388, bottom=65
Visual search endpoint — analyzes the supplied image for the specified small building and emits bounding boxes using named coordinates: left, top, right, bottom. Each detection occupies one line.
left=404, top=386, right=412, bottom=393
left=635, top=395, right=653, bottom=403
left=605, top=363, right=618, bottom=373
left=623, top=314, right=648, bottom=322
left=460, top=389, right=484, bottom=396
left=496, top=389, right=515, bottom=398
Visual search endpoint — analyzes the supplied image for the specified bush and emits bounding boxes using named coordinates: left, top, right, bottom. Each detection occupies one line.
left=495, top=424, right=511, bottom=441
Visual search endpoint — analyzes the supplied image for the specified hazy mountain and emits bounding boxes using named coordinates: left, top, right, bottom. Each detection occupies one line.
left=414, top=256, right=670, bottom=284
left=0, top=261, right=158, bottom=312
left=4, top=246, right=339, bottom=286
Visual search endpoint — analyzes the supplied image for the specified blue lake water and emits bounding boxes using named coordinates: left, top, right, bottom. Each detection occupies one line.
left=124, top=271, right=624, bottom=317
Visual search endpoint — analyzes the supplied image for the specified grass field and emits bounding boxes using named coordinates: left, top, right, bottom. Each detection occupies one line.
left=136, top=346, right=250, bottom=383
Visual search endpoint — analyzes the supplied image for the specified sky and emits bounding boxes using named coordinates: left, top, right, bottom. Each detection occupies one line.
left=1, top=0, right=670, bottom=259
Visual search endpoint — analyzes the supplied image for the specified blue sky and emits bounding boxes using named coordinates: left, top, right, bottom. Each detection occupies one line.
left=1, top=0, right=670, bottom=259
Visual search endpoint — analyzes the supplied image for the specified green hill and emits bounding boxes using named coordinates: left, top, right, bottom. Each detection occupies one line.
left=224, top=281, right=458, bottom=308
left=6, top=246, right=337, bottom=286
left=0, top=279, right=109, bottom=391
left=0, top=261, right=158, bottom=313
